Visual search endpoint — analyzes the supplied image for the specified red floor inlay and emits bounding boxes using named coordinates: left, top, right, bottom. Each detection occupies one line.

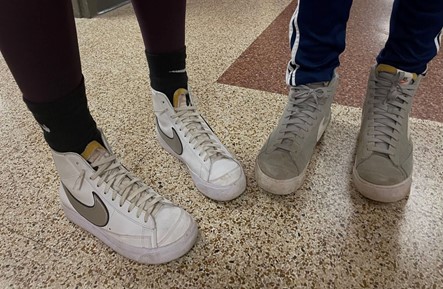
left=218, top=1, right=443, bottom=123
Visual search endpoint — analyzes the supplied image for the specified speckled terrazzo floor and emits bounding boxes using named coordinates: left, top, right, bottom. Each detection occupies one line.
left=1, top=0, right=442, bottom=288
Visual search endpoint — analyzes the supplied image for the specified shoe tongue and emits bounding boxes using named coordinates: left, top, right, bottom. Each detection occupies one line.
left=282, top=83, right=327, bottom=147
left=172, top=88, right=192, bottom=109
left=373, top=64, right=415, bottom=153
left=81, top=140, right=162, bottom=213
left=82, top=140, right=141, bottom=195
left=81, top=141, right=107, bottom=163
left=376, top=64, right=416, bottom=85
left=171, top=88, right=222, bottom=161
left=306, top=81, right=328, bottom=89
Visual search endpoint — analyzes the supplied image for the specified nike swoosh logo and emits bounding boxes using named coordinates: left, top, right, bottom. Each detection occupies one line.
left=317, top=115, right=329, bottom=141
left=156, top=117, right=183, bottom=155
left=40, top=124, right=51, bottom=133
left=169, top=69, right=187, bottom=73
left=63, top=183, right=109, bottom=227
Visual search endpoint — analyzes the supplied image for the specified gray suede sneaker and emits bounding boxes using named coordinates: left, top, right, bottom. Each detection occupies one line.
left=353, top=64, right=422, bottom=202
left=255, top=73, right=338, bottom=195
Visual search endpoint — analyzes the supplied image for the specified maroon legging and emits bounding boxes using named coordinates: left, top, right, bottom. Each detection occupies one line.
left=0, top=0, right=186, bottom=103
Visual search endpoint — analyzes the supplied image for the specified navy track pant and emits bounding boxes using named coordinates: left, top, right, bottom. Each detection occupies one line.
left=286, top=0, right=443, bottom=86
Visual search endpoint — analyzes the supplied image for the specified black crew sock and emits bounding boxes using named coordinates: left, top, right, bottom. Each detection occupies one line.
left=146, top=47, right=188, bottom=103
left=24, top=77, right=103, bottom=154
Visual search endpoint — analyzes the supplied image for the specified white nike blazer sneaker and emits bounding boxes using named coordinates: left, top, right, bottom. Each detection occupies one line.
left=52, top=130, right=198, bottom=264
left=151, top=88, right=246, bottom=201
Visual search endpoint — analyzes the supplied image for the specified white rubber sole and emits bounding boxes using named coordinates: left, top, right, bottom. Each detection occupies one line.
left=61, top=202, right=198, bottom=264
left=157, top=133, right=246, bottom=202
left=188, top=168, right=246, bottom=201
left=255, top=159, right=307, bottom=195
left=352, top=165, right=412, bottom=203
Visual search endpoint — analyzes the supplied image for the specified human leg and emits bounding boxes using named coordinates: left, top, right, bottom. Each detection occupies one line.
left=0, top=0, right=197, bottom=263
left=286, top=0, right=353, bottom=86
left=377, top=0, right=443, bottom=74
left=0, top=0, right=99, bottom=153
left=353, top=0, right=443, bottom=202
left=131, top=0, right=246, bottom=201
left=131, top=0, right=188, bottom=100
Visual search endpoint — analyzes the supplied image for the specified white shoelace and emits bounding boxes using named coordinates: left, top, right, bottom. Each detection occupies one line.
left=76, top=152, right=164, bottom=222
left=367, top=73, right=415, bottom=156
left=172, top=105, right=228, bottom=162
left=274, top=86, right=328, bottom=152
